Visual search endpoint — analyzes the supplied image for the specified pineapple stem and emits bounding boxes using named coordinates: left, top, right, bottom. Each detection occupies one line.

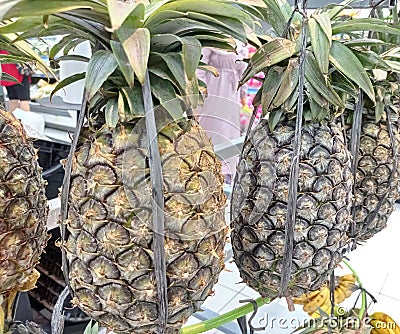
left=180, top=297, right=270, bottom=334
left=342, top=259, right=366, bottom=320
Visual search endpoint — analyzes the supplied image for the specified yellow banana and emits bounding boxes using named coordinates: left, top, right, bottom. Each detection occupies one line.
left=370, top=312, right=400, bottom=334
left=293, top=288, right=327, bottom=305
left=339, top=274, right=357, bottom=283
left=303, top=288, right=330, bottom=314
left=334, top=286, right=346, bottom=303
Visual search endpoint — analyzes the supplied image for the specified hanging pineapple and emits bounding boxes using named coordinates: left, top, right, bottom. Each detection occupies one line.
left=0, top=0, right=258, bottom=332
left=347, top=81, right=400, bottom=243
left=345, top=3, right=400, bottom=244
left=0, top=108, right=48, bottom=332
left=231, top=0, right=400, bottom=299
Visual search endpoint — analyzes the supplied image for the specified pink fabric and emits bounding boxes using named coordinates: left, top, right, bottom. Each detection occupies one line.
left=0, top=50, right=24, bottom=86
left=197, top=44, right=248, bottom=176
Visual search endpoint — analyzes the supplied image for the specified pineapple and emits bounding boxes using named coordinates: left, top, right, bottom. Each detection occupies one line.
left=348, top=89, right=400, bottom=243
left=66, top=112, right=227, bottom=333
left=231, top=116, right=353, bottom=298
left=0, top=0, right=257, bottom=332
left=0, top=108, right=48, bottom=328
left=230, top=0, right=400, bottom=299
left=346, top=4, right=400, bottom=244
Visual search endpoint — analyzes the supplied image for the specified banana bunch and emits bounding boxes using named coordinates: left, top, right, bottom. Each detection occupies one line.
left=31, top=79, right=57, bottom=101
left=370, top=312, right=400, bottom=334
left=293, top=274, right=357, bottom=316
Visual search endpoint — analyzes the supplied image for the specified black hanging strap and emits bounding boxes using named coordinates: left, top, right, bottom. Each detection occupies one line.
left=142, top=69, right=168, bottom=333
left=279, top=0, right=308, bottom=297
left=349, top=91, right=363, bottom=248
left=59, top=95, right=88, bottom=288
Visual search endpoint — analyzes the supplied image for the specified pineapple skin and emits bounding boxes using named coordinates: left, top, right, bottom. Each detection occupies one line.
left=352, top=116, right=400, bottom=242
left=0, top=109, right=48, bottom=295
left=231, top=118, right=353, bottom=298
left=65, top=117, right=227, bottom=333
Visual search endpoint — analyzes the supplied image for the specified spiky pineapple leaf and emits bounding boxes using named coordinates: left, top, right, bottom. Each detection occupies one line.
left=55, top=55, right=90, bottom=62
left=330, top=72, right=357, bottom=99
left=107, top=0, right=143, bottom=31
left=154, top=0, right=251, bottom=29
left=305, top=52, right=344, bottom=108
left=85, top=49, right=118, bottom=100
left=149, top=74, right=183, bottom=119
left=150, top=33, right=182, bottom=52
left=329, top=41, right=375, bottom=103
left=261, top=66, right=285, bottom=113
left=325, top=0, right=353, bottom=19
left=0, top=72, right=18, bottom=83
left=308, top=16, right=330, bottom=75
left=110, top=40, right=135, bottom=87
left=272, top=58, right=299, bottom=108
left=268, top=108, right=284, bottom=131
left=0, top=54, right=36, bottom=63
left=353, top=49, right=388, bottom=71
left=12, top=21, right=95, bottom=43
left=383, top=59, right=400, bottom=72
left=344, top=38, right=387, bottom=47
left=313, top=12, right=332, bottom=43
left=0, top=0, right=106, bottom=20
left=380, top=46, right=400, bottom=58
left=49, top=35, right=80, bottom=60
left=145, top=9, right=184, bottom=28
left=283, top=87, right=299, bottom=111
left=149, top=18, right=219, bottom=37
left=261, top=0, right=296, bottom=36
left=105, top=98, right=119, bottom=128
left=186, top=11, right=246, bottom=43
left=182, top=36, right=202, bottom=80
left=153, top=52, right=187, bottom=91
left=50, top=72, right=86, bottom=100
left=0, top=17, right=45, bottom=34
left=198, top=64, right=219, bottom=77
left=118, top=27, right=150, bottom=85
left=241, top=38, right=296, bottom=84
left=121, top=86, right=145, bottom=116
left=1, top=32, right=55, bottom=77
left=332, top=18, right=400, bottom=36
left=305, top=82, right=329, bottom=110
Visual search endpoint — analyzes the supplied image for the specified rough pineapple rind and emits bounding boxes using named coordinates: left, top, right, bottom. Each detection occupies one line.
left=65, top=116, right=227, bottom=334
left=351, top=116, right=400, bottom=242
left=231, top=118, right=353, bottom=298
left=0, top=109, right=48, bottom=295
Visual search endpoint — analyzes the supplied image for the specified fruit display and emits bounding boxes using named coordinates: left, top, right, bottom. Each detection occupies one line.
left=1, top=0, right=400, bottom=333
left=0, top=108, right=48, bottom=331
left=0, top=0, right=257, bottom=333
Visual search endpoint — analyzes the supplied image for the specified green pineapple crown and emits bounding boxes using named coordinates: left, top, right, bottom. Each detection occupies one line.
left=242, top=0, right=400, bottom=130
left=0, top=0, right=261, bottom=126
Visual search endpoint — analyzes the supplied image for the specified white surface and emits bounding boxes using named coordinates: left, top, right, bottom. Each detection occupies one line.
left=47, top=197, right=60, bottom=230
left=12, top=108, right=50, bottom=140
left=59, top=41, right=91, bottom=104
